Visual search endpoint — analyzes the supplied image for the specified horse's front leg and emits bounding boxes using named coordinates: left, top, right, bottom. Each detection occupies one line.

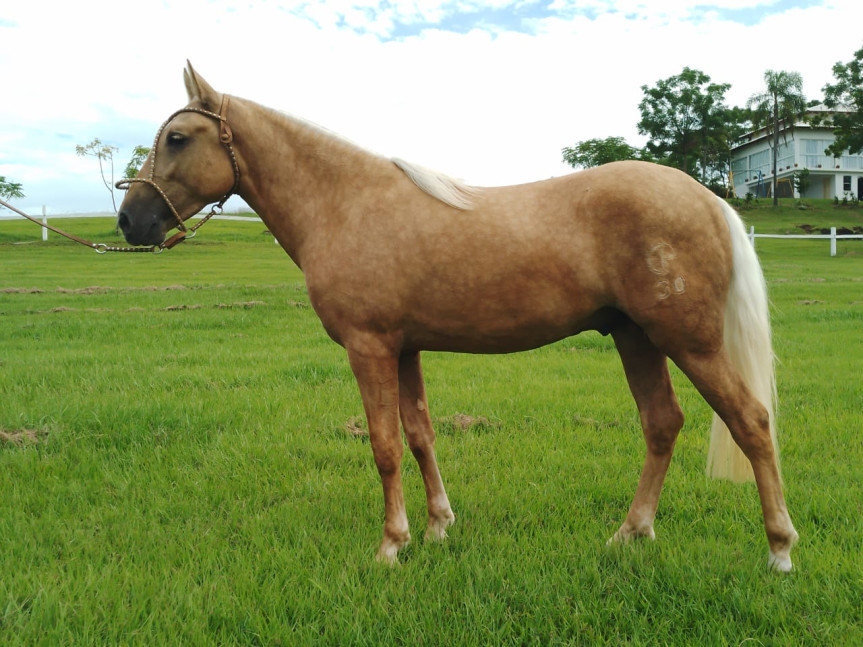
left=347, top=349, right=410, bottom=564
left=398, top=351, right=455, bottom=542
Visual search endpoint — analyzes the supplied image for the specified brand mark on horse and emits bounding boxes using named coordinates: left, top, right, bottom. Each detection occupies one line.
left=647, top=241, right=686, bottom=300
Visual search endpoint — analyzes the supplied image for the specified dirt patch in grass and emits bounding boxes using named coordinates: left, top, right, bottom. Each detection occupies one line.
left=344, top=416, right=368, bottom=437
left=437, top=413, right=498, bottom=433
left=0, top=428, right=47, bottom=446
left=798, top=300, right=825, bottom=305
left=573, top=415, right=621, bottom=429
left=10, top=300, right=270, bottom=315
left=57, top=286, right=111, bottom=295
left=342, top=413, right=498, bottom=437
left=2, top=285, right=193, bottom=296
left=797, top=224, right=863, bottom=234
left=215, top=301, right=267, bottom=309
left=59, top=285, right=190, bottom=294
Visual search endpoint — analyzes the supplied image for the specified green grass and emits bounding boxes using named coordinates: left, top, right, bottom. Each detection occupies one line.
left=732, top=196, right=863, bottom=235
left=1, top=209, right=862, bottom=645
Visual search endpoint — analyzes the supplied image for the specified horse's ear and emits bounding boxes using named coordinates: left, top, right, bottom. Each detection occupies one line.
left=183, top=60, right=219, bottom=110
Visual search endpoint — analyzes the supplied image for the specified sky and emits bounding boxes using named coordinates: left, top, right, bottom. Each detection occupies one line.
left=1, top=0, right=861, bottom=215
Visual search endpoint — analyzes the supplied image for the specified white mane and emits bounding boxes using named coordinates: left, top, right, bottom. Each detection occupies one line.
left=391, top=158, right=479, bottom=211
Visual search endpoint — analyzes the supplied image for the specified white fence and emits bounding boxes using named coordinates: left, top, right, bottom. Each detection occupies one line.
left=748, top=226, right=863, bottom=257
left=0, top=211, right=281, bottom=245
left=3, top=210, right=862, bottom=256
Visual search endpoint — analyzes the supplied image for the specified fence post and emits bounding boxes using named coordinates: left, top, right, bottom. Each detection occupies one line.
left=42, top=206, right=48, bottom=241
left=749, top=225, right=755, bottom=247
left=830, top=226, right=836, bottom=257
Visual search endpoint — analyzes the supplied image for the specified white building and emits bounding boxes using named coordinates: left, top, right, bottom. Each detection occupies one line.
left=730, top=105, right=863, bottom=201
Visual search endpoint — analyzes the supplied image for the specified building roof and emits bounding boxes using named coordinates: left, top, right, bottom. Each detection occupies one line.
left=732, top=104, right=852, bottom=150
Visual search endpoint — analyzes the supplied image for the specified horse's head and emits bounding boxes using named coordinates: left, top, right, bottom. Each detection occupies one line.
left=117, top=62, right=239, bottom=247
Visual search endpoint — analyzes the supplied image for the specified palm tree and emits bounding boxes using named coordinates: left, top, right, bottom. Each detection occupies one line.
left=747, top=70, right=808, bottom=207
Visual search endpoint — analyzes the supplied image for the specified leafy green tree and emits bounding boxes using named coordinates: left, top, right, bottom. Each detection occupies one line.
left=823, top=46, right=863, bottom=158
left=561, top=137, right=645, bottom=169
left=637, top=67, right=733, bottom=181
left=123, top=145, right=151, bottom=180
left=746, top=70, right=807, bottom=207
left=0, top=176, right=25, bottom=203
left=76, top=138, right=119, bottom=211
left=792, top=168, right=811, bottom=200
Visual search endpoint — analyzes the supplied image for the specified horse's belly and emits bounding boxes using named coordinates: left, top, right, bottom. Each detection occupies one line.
left=402, top=300, right=619, bottom=354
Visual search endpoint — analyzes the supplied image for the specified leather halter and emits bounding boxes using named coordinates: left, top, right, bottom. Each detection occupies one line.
left=1, top=95, right=243, bottom=253
left=115, top=93, right=241, bottom=250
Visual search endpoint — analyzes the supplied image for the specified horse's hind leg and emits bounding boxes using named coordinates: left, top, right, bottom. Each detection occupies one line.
left=398, top=351, right=456, bottom=542
left=609, top=319, right=685, bottom=544
left=673, top=348, right=798, bottom=571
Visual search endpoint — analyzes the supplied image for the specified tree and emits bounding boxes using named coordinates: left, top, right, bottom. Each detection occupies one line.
left=561, top=137, right=644, bottom=169
left=637, top=67, right=734, bottom=182
left=823, top=46, right=863, bottom=158
left=75, top=138, right=119, bottom=212
left=792, top=168, right=811, bottom=199
left=0, top=176, right=25, bottom=203
left=123, top=145, right=151, bottom=180
left=746, top=70, right=807, bottom=207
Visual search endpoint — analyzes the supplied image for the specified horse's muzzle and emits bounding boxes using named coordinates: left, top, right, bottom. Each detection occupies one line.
left=117, top=210, right=165, bottom=247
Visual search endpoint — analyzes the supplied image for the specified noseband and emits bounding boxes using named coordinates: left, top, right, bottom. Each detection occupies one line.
left=115, top=94, right=241, bottom=250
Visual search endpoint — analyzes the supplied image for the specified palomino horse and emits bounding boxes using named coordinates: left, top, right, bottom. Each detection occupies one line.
left=117, top=63, right=798, bottom=571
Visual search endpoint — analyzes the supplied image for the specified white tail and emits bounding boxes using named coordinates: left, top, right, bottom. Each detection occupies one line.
left=707, top=198, right=778, bottom=482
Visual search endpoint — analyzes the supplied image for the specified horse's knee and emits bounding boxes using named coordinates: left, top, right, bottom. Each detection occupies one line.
left=371, top=438, right=404, bottom=476
left=407, top=429, right=435, bottom=458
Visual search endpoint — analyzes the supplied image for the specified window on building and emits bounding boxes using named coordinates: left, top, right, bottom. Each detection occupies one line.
left=749, top=150, right=769, bottom=176
left=804, top=139, right=834, bottom=168
left=844, top=176, right=852, bottom=192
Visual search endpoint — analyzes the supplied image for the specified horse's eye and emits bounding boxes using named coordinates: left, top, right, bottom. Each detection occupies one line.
left=167, top=132, right=187, bottom=146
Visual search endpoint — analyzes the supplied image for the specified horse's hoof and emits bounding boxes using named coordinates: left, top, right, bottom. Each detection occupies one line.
left=375, top=545, right=400, bottom=566
left=768, top=552, right=794, bottom=573
left=375, top=532, right=410, bottom=565
left=768, top=528, right=798, bottom=572
left=424, top=511, right=455, bottom=542
left=607, top=524, right=656, bottom=545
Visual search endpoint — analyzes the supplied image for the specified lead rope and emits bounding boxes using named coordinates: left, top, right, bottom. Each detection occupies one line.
left=0, top=197, right=157, bottom=253
left=1, top=96, right=239, bottom=253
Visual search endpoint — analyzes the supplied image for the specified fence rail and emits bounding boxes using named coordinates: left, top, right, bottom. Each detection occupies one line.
left=3, top=210, right=862, bottom=256
left=749, top=226, right=863, bottom=256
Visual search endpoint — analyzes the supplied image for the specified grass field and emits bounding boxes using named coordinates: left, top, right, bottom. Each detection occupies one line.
left=1, top=199, right=862, bottom=645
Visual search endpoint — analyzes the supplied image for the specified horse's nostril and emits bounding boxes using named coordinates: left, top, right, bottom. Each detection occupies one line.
left=117, top=211, right=130, bottom=232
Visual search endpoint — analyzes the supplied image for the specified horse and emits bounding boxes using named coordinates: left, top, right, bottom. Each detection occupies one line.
left=116, top=62, right=798, bottom=571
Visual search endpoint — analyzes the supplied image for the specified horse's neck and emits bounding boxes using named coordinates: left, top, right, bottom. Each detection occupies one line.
left=231, top=98, right=386, bottom=267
